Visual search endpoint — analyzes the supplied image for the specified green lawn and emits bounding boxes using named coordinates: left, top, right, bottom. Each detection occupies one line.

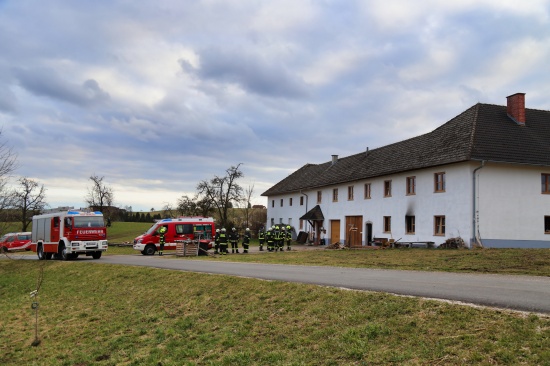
left=1, top=260, right=548, bottom=365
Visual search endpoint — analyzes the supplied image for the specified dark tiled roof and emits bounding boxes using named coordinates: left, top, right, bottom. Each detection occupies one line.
left=262, top=103, right=550, bottom=196
left=300, top=205, right=324, bottom=221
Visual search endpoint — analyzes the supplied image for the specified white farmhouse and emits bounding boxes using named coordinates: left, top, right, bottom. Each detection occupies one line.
left=261, top=93, right=550, bottom=248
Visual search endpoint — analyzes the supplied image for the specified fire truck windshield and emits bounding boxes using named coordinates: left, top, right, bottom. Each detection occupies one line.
left=73, top=216, right=105, bottom=228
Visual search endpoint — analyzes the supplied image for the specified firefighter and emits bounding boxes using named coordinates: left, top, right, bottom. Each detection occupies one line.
left=265, top=227, right=273, bottom=252
left=258, top=227, right=265, bottom=251
left=158, top=225, right=167, bottom=256
left=274, top=225, right=281, bottom=252
left=219, top=228, right=228, bottom=255
left=214, top=229, right=221, bottom=254
left=279, top=226, right=286, bottom=252
left=242, top=228, right=251, bottom=253
left=286, top=225, right=292, bottom=251
left=230, top=227, right=239, bottom=253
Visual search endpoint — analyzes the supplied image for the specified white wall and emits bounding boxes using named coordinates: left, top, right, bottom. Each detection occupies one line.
left=477, top=163, right=550, bottom=245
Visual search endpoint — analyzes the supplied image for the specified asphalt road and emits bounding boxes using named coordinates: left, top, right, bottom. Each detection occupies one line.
left=87, top=254, right=550, bottom=314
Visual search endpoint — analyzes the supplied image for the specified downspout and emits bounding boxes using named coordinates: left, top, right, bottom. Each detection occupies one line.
left=300, top=190, right=308, bottom=233
left=472, top=161, right=486, bottom=248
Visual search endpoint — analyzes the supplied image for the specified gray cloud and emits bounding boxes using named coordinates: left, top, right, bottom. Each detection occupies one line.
left=189, top=47, right=310, bottom=99
left=14, top=67, right=110, bottom=107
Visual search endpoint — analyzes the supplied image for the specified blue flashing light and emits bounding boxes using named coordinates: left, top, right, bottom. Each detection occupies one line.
left=94, top=211, right=102, bottom=215
left=67, top=211, right=79, bottom=215
left=161, top=218, right=172, bottom=222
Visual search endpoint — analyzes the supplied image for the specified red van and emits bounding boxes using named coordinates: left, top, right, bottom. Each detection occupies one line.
left=133, top=217, right=215, bottom=255
left=0, top=232, right=32, bottom=252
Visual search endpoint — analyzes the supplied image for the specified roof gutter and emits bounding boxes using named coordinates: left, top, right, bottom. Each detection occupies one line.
left=472, top=160, right=486, bottom=248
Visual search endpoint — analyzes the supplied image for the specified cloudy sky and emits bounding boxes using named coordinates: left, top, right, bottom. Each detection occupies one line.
left=1, top=0, right=549, bottom=212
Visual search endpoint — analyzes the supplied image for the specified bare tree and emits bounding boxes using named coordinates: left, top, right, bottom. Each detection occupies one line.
left=243, top=183, right=255, bottom=228
left=13, top=177, right=47, bottom=231
left=0, top=131, right=18, bottom=233
left=85, top=175, right=114, bottom=214
left=196, top=164, right=244, bottom=228
left=162, top=202, right=176, bottom=218
left=176, top=195, right=214, bottom=217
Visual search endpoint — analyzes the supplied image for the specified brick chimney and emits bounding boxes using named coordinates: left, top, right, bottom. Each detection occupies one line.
left=506, top=93, right=526, bottom=126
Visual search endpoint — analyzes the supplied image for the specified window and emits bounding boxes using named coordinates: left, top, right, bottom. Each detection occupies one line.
left=364, top=183, right=371, bottom=199
left=288, top=218, right=292, bottom=226
left=545, top=216, right=550, bottom=233
left=279, top=218, right=283, bottom=224
left=317, top=191, right=322, bottom=203
left=542, top=174, right=550, bottom=194
left=406, top=176, right=416, bottom=195
left=280, top=199, right=283, bottom=207
left=289, top=197, right=293, bottom=206
left=270, top=218, right=275, bottom=226
left=332, top=188, right=338, bottom=202
left=176, top=224, right=193, bottom=234
left=299, top=219, right=304, bottom=230
left=300, top=196, right=304, bottom=206
left=348, top=186, right=354, bottom=200
left=405, top=216, right=415, bottom=234
left=434, top=172, right=446, bottom=192
left=271, top=200, right=275, bottom=208
left=434, top=216, right=446, bottom=236
left=384, top=180, right=392, bottom=197
left=383, top=216, right=391, bottom=233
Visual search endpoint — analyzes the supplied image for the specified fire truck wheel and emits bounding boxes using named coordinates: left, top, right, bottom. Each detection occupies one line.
left=37, top=245, right=45, bottom=260
left=59, top=244, right=70, bottom=261
left=144, top=245, right=156, bottom=256
left=1, top=246, right=7, bottom=253
left=92, top=251, right=102, bottom=259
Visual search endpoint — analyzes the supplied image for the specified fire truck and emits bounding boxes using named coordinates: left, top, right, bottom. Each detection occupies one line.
left=31, top=210, right=108, bottom=260
left=133, top=217, right=215, bottom=255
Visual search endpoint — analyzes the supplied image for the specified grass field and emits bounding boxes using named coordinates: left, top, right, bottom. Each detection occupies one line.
left=1, top=259, right=548, bottom=365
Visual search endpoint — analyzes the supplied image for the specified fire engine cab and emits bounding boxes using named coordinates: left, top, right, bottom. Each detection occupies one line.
left=31, top=210, right=108, bottom=260
left=133, top=217, right=215, bottom=255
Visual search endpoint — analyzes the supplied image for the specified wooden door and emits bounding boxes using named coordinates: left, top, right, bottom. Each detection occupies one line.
left=330, top=220, right=340, bottom=245
left=345, top=216, right=363, bottom=248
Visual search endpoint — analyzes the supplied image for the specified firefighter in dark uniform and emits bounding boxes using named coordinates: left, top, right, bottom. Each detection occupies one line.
left=242, top=228, right=251, bottom=253
left=274, top=225, right=282, bottom=252
left=158, top=225, right=167, bottom=256
left=219, top=228, right=228, bottom=255
left=230, top=227, right=239, bottom=253
left=266, top=227, right=274, bottom=252
left=258, top=227, right=265, bottom=251
left=285, top=225, right=292, bottom=251
left=214, top=228, right=220, bottom=254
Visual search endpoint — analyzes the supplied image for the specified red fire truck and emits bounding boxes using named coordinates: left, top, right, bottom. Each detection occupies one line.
left=31, top=210, right=108, bottom=260
left=133, top=217, right=215, bottom=255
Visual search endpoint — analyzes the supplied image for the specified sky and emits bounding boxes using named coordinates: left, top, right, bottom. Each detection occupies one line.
left=1, top=0, right=549, bottom=212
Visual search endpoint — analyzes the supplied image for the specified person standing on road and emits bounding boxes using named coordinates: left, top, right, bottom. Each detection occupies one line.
left=214, top=229, right=221, bottom=254
left=266, top=227, right=274, bottom=252
left=242, top=228, right=251, bottom=253
left=219, top=228, right=228, bottom=255
left=258, top=227, right=265, bottom=251
left=285, top=225, right=292, bottom=251
left=230, top=227, right=239, bottom=253
left=158, top=225, right=167, bottom=256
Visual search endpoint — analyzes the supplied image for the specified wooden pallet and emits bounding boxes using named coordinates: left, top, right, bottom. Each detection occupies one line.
left=175, top=240, right=199, bottom=257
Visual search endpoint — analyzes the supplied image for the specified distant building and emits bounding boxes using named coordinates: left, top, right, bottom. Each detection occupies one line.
left=262, top=93, right=550, bottom=248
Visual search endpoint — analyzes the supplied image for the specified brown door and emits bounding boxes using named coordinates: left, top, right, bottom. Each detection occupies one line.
left=345, top=216, right=363, bottom=248
left=330, top=220, right=340, bottom=245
